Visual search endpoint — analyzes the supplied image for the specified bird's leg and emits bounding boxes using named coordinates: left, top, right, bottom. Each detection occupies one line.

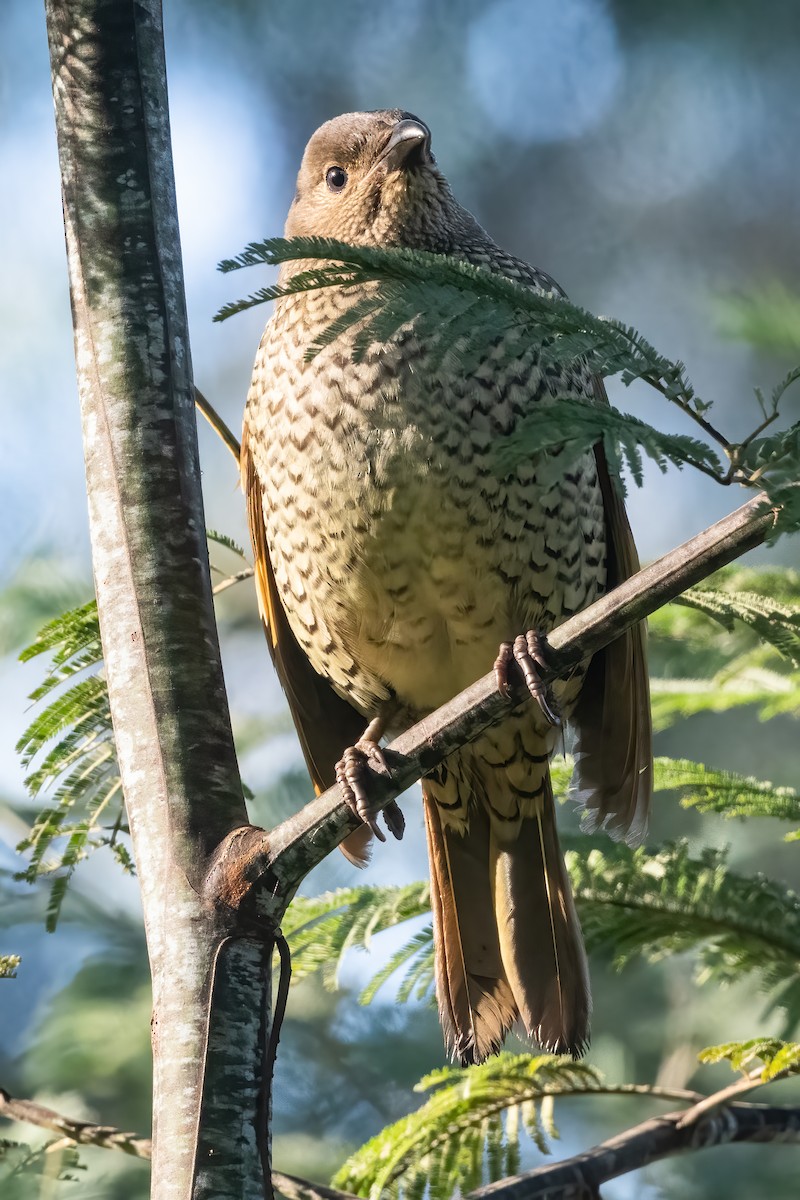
left=494, top=631, right=562, bottom=727
left=336, top=709, right=406, bottom=843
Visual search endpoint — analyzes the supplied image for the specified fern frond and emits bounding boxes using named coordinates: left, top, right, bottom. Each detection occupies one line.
left=358, top=927, right=434, bottom=1006
left=649, top=668, right=800, bottom=730
left=568, top=838, right=800, bottom=1030
left=216, top=239, right=707, bottom=422
left=283, top=882, right=430, bottom=990
left=493, top=395, right=722, bottom=485
left=206, top=529, right=250, bottom=561
left=332, top=1054, right=604, bottom=1200
left=675, top=587, right=800, bottom=668
left=659, top=757, right=800, bottom=836
left=13, top=600, right=121, bottom=927
left=282, top=833, right=800, bottom=1035
left=217, top=237, right=800, bottom=532
left=699, top=1037, right=800, bottom=1081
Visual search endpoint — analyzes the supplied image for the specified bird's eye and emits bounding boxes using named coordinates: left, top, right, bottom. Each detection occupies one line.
left=326, top=165, right=348, bottom=192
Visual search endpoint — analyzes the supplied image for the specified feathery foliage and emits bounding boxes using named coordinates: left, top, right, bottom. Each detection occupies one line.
left=333, top=1037, right=800, bottom=1200
left=283, top=882, right=430, bottom=994
left=674, top=587, right=800, bottom=669
left=12, top=530, right=254, bottom=928
left=331, top=1053, right=606, bottom=1200
left=283, top=839, right=800, bottom=1033
left=659, top=758, right=800, bottom=838
left=647, top=567, right=800, bottom=728
left=0, top=1141, right=84, bottom=1193
left=699, top=1038, right=800, bottom=1081
left=0, top=956, right=21, bottom=979
left=15, top=602, right=121, bottom=930
left=567, top=840, right=800, bottom=1030
left=492, top=396, right=722, bottom=491
left=217, top=236, right=800, bottom=532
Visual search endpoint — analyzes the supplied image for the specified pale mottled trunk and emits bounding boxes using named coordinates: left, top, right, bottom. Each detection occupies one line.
left=44, top=2, right=272, bottom=1196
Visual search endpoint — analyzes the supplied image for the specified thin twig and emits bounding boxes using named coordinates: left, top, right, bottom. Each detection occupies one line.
left=675, top=1065, right=794, bottom=1130
left=0, top=1087, right=151, bottom=1159
left=213, top=567, right=255, bottom=594
left=0, top=1086, right=358, bottom=1200
left=194, top=386, right=241, bottom=465
left=639, top=371, right=731, bottom=450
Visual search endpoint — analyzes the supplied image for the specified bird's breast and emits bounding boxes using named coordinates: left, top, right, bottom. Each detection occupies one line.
left=246, top=296, right=606, bottom=716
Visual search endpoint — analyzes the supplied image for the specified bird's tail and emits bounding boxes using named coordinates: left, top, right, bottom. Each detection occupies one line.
left=491, top=772, right=590, bottom=1057
left=423, top=786, right=517, bottom=1064
left=423, top=767, right=590, bottom=1064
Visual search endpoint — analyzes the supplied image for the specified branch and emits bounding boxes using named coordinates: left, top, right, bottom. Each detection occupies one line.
left=675, top=1065, right=796, bottom=1130
left=468, top=1102, right=800, bottom=1199
left=0, top=1087, right=357, bottom=1200
left=195, top=386, right=242, bottom=466
left=0, top=1087, right=150, bottom=1159
left=222, top=493, right=776, bottom=916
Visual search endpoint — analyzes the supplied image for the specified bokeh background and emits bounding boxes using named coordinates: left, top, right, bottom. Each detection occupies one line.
left=2, top=1, right=800, bottom=1197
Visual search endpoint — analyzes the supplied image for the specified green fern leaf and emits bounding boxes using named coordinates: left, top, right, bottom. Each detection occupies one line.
left=699, top=1037, right=800, bottom=1080
left=206, top=529, right=251, bottom=561
left=658, top=756, right=800, bottom=836
left=332, top=1053, right=605, bottom=1200
left=675, top=587, right=800, bottom=668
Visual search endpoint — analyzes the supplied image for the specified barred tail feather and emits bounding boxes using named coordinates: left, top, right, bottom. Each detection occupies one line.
left=422, top=787, right=517, bottom=1065
left=491, top=774, right=591, bottom=1057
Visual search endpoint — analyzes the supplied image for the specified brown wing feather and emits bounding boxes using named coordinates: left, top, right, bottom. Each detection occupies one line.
left=570, top=382, right=653, bottom=843
left=241, top=426, right=372, bottom=865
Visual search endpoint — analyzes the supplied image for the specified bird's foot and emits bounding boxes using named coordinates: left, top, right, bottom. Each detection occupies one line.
left=494, top=631, right=561, bottom=727
left=335, top=739, right=405, bottom=843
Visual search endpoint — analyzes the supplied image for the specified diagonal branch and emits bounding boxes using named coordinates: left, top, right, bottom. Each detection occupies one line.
left=214, top=493, right=777, bottom=917
left=468, top=1102, right=800, bottom=1199
left=0, top=1086, right=151, bottom=1159
left=0, top=1087, right=357, bottom=1200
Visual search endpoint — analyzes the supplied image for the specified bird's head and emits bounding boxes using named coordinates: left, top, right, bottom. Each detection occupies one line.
left=285, top=110, right=473, bottom=251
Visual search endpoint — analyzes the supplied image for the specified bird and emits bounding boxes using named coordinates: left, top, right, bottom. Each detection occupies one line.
left=241, top=110, right=651, bottom=1065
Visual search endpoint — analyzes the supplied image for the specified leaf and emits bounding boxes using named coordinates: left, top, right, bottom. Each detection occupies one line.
left=674, top=587, right=800, bottom=669
left=659, top=757, right=800, bottom=837
left=492, top=396, right=723, bottom=486
left=332, top=1054, right=604, bottom=1200
left=283, top=882, right=431, bottom=992
left=206, top=529, right=251, bottom=561
left=699, top=1037, right=800, bottom=1081
left=649, top=669, right=800, bottom=731
left=284, top=835, right=800, bottom=1035
left=0, top=956, right=20, bottom=979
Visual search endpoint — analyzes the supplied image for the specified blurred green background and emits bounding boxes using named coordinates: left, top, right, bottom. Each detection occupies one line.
left=1, top=1, right=799, bottom=1197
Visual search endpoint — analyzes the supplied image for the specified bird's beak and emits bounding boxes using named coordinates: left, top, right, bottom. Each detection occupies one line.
left=377, top=118, right=432, bottom=171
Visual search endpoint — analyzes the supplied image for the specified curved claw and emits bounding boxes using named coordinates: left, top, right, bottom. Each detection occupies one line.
left=495, top=631, right=562, bottom=727
left=335, top=740, right=403, bottom=843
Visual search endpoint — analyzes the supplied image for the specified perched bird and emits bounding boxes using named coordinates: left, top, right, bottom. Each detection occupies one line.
left=242, top=110, right=651, bottom=1064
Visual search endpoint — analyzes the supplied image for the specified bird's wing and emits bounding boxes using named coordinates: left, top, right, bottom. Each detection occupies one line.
left=569, top=380, right=653, bottom=843
left=241, top=424, right=372, bottom=863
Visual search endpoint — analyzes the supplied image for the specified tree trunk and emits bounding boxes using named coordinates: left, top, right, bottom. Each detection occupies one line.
left=44, top=2, right=274, bottom=1196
